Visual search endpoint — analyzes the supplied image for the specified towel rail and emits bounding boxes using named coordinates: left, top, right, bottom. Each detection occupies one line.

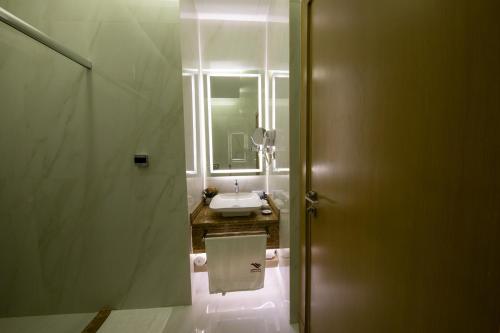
left=202, top=228, right=270, bottom=241
left=0, top=6, right=92, bottom=69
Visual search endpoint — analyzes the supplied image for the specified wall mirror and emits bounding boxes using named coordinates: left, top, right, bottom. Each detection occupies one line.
left=182, top=72, right=198, bottom=175
left=271, top=73, right=289, bottom=172
left=206, top=73, right=263, bottom=175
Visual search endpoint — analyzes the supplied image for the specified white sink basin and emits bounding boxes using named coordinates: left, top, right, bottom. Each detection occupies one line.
left=209, top=192, right=262, bottom=217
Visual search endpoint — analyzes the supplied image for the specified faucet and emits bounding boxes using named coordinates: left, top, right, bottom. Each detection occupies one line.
left=234, top=179, right=239, bottom=193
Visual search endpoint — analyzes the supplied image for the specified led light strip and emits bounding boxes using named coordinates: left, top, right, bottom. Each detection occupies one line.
left=183, top=72, right=198, bottom=175
left=206, top=72, right=263, bottom=174
left=270, top=72, right=290, bottom=173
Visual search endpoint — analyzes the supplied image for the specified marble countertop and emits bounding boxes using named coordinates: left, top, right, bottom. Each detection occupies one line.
left=191, top=202, right=279, bottom=227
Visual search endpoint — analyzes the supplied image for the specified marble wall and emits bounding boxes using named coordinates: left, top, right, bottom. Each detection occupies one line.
left=267, top=1, right=290, bottom=72
left=266, top=0, right=291, bottom=311
left=200, top=19, right=267, bottom=193
left=179, top=11, right=268, bottom=200
left=205, top=175, right=266, bottom=194
left=180, top=0, right=200, bottom=71
left=180, top=0, right=203, bottom=213
left=0, top=0, right=192, bottom=317
left=200, top=20, right=266, bottom=71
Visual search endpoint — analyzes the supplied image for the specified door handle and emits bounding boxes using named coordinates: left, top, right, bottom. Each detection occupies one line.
left=305, top=191, right=319, bottom=205
left=306, top=191, right=319, bottom=217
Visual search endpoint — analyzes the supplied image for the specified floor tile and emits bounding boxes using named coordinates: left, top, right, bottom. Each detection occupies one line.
left=0, top=312, right=95, bottom=333
left=162, top=267, right=297, bottom=333
left=98, top=307, right=172, bottom=333
left=0, top=268, right=297, bottom=333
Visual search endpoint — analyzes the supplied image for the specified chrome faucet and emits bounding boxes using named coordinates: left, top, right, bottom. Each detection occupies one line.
left=234, top=179, right=239, bottom=193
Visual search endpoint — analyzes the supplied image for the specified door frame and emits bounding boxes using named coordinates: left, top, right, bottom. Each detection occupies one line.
left=299, top=0, right=312, bottom=332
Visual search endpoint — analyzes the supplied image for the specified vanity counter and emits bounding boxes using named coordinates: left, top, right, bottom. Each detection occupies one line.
left=190, top=199, right=280, bottom=253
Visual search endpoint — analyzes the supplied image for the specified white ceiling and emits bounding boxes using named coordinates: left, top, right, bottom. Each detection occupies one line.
left=180, top=0, right=288, bottom=23
left=193, top=0, right=272, bottom=18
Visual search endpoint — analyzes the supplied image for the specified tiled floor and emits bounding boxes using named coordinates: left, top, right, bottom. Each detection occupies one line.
left=100, top=308, right=172, bottom=333
left=0, top=312, right=95, bottom=333
left=163, top=267, right=298, bottom=333
left=0, top=267, right=298, bottom=333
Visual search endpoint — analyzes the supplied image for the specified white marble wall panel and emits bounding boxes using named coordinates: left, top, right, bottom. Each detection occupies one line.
left=186, top=176, right=203, bottom=213
left=180, top=20, right=199, bottom=71
left=266, top=0, right=291, bottom=309
left=0, top=0, right=191, bottom=317
left=180, top=0, right=200, bottom=70
left=199, top=20, right=266, bottom=70
left=267, top=22, right=289, bottom=71
left=267, top=0, right=289, bottom=72
left=180, top=0, right=203, bottom=213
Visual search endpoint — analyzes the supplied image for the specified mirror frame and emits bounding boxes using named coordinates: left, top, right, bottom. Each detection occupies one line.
left=182, top=71, right=198, bottom=175
left=206, top=72, right=263, bottom=174
left=271, top=71, right=290, bottom=172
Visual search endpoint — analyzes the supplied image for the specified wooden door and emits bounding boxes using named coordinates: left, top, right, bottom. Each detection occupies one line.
left=305, top=0, right=500, bottom=332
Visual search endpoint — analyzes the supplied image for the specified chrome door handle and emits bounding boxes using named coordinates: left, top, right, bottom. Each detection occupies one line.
left=306, top=191, right=319, bottom=217
left=305, top=191, right=319, bottom=205
left=305, top=196, right=319, bottom=205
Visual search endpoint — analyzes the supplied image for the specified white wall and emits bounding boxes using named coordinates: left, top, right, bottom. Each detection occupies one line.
left=266, top=0, right=292, bottom=317
left=0, top=0, right=192, bottom=317
left=180, top=0, right=204, bottom=213
left=180, top=13, right=268, bottom=197
left=206, top=175, right=266, bottom=193
left=200, top=19, right=267, bottom=192
left=200, top=20, right=266, bottom=71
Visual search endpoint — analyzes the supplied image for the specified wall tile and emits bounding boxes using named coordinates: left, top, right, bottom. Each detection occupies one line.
left=0, top=0, right=191, bottom=317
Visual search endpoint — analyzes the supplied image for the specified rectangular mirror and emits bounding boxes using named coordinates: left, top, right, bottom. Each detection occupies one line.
left=182, top=72, right=198, bottom=175
left=271, top=74, right=289, bottom=172
left=206, top=73, right=262, bottom=175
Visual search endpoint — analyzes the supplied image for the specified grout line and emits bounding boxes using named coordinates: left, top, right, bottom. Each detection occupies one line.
left=81, top=308, right=112, bottom=333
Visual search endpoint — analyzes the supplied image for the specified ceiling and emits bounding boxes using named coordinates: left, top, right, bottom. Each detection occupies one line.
left=180, top=0, right=288, bottom=23
left=193, top=0, right=272, bottom=18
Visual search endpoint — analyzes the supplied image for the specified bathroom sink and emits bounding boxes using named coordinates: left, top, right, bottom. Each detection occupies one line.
left=209, top=192, right=262, bottom=217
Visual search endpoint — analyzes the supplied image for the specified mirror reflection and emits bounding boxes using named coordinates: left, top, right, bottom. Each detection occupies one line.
left=207, top=74, right=262, bottom=174
left=250, top=127, right=266, bottom=147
